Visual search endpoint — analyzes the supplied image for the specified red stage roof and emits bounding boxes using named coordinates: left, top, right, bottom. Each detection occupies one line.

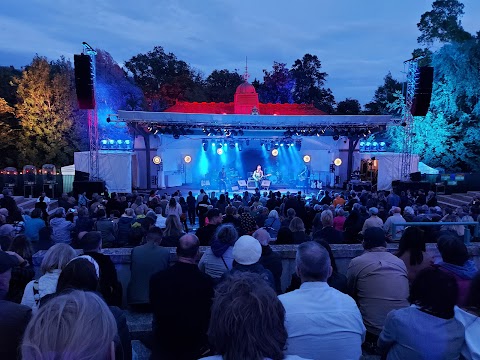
left=165, top=101, right=327, bottom=116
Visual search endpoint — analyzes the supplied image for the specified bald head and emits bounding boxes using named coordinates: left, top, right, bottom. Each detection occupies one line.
left=177, top=234, right=200, bottom=259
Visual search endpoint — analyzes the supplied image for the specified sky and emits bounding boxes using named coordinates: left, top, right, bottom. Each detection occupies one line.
left=1, top=0, right=480, bottom=105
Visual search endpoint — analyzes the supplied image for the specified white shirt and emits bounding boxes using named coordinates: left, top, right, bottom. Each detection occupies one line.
left=383, top=213, right=407, bottom=241
left=279, top=281, right=365, bottom=360
left=37, top=196, right=51, bottom=204
left=454, top=306, right=480, bottom=360
left=21, top=269, right=61, bottom=313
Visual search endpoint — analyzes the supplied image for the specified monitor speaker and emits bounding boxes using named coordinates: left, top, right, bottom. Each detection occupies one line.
left=410, top=66, right=433, bottom=117
left=74, top=54, right=95, bottom=109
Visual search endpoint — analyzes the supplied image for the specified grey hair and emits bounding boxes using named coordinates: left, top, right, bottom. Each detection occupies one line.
left=296, top=241, right=331, bottom=282
left=289, top=217, right=305, bottom=233
left=124, top=208, right=134, bottom=217
left=320, top=210, right=334, bottom=227
left=22, top=290, right=117, bottom=360
left=268, top=210, right=279, bottom=219
left=40, top=244, right=77, bottom=274
left=214, top=224, right=238, bottom=246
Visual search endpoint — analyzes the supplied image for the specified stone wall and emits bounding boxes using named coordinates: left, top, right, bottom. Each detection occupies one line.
left=32, top=243, right=480, bottom=307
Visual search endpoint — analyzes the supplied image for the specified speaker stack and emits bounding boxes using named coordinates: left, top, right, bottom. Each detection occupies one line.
left=74, top=54, right=95, bottom=109
left=410, top=66, right=434, bottom=117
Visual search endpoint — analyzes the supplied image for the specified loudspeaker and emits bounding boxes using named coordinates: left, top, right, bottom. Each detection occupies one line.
left=74, top=54, right=95, bottom=109
left=73, top=181, right=105, bottom=197
left=261, top=180, right=271, bottom=187
left=410, top=66, right=433, bottom=117
left=237, top=180, right=247, bottom=187
left=409, top=172, right=422, bottom=182
left=74, top=170, right=90, bottom=182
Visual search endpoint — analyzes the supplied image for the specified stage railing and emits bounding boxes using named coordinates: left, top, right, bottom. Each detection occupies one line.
left=391, top=222, right=479, bottom=245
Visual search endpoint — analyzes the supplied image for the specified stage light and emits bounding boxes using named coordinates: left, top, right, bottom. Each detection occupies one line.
left=359, top=141, right=366, bottom=152
left=184, top=155, right=192, bottom=163
left=152, top=156, right=162, bottom=165
left=223, top=142, right=227, bottom=147
left=372, top=142, right=379, bottom=151
left=266, top=142, right=271, bottom=151
left=334, top=158, right=342, bottom=166
left=238, top=143, right=243, bottom=151
left=217, top=143, right=222, bottom=149
left=212, top=143, right=216, bottom=148
left=235, top=142, right=238, bottom=146
left=116, top=140, right=123, bottom=145
left=379, top=142, right=386, bottom=151
left=109, top=140, right=115, bottom=145
left=217, top=148, right=223, bottom=155
left=125, top=140, right=131, bottom=145
left=245, top=139, right=249, bottom=146
left=365, top=142, right=371, bottom=151
left=272, top=149, right=279, bottom=156
left=229, top=142, right=235, bottom=149
left=303, top=155, right=311, bottom=163
left=101, top=139, right=108, bottom=145
left=203, top=140, right=208, bottom=152
left=295, top=140, right=302, bottom=151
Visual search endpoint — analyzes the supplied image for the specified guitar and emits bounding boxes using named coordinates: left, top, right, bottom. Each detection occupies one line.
left=252, top=173, right=272, bottom=181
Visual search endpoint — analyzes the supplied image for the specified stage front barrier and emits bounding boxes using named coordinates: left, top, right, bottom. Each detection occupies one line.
left=392, top=222, right=479, bottom=245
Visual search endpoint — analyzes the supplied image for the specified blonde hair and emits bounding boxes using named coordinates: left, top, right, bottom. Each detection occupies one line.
left=40, top=244, right=77, bottom=274
left=289, top=217, right=305, bottom=232
left=164, top=215, right=183, bottom=237
left=22, top=290, right=117, bottom=360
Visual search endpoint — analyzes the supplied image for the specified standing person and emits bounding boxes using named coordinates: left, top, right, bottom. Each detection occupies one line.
left=178, top=197, right=189, bottom=232
left=187, top=191, right=197, bottom=226
left=165, top=197, right=182, bottom=219
left=196, top=195, right=210, bottom=228
left=195, top=209, right=223, bottom=246
left=150, top=234, right=214, bottom=360
left=218, top=167, right=227, bottom=193
left=252, top=165, right=264, bottom=189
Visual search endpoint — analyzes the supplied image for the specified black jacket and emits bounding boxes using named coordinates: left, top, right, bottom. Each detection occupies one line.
left=0, top=300, right=32, bottom=359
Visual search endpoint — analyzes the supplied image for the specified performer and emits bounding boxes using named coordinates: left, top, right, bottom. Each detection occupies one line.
left=218, top=167, right=227, bottom=193
left=252, top=165, right=264, bottom=189
left=298, top=165, right=310, bottom=194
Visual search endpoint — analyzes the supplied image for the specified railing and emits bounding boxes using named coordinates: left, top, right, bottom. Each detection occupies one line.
left=391, top=222, right=479, bottom=245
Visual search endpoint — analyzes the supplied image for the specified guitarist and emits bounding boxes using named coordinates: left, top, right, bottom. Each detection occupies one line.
left=218, top=167, right=227, bottom=193
left=298, top=165, right=310, bottom=194
left=252, top=165, right=264, bottom=189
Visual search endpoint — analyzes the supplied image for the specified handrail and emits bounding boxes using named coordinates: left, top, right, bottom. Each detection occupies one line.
left=391, top=222, right=479, bottom=245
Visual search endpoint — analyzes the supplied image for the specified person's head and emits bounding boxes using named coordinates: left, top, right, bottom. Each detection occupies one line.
left=225, top=205, right=235, bottom=216
left=80, top=231, right=102, bottom=253
left=56, top=257, right=99, bottom=293
left=134, top=195, right=144, bottom=205
left=295, top=241, right=332, bottom=282
left=410, top=267, right=458, bottom=319
left=437, top=235, right=469, bottom=266
left=233, top=235, right=262, bottom=265
left=252, top=228, right=271, bottom=246
left=239, top=213, right=258, bottom=235
left=404, top=206, right=415, bottom=216
left=146, top=226, right=164, bottom=245
left=208, top=272, right=287, bottom=360
left=8, top=235, right=34, bottom=260
left=362, top=227, right=387, bottom=250
left=207, top=208, right=222, bottom=225
left=256, top=165, right=261, bottom=171
left=320, top=210, right=333, bottom=227
left=0, top=251, right=19, bottom=293
left=368, top=207, right=379, bottom=216
left=397, top=227, right=426, bottom=266
left=268, top=210, right=279, bottom=220
left=203, top=194, right=209, bottom=202
left=214, top=224, right=238, bottom=246
left=336, top=208, right=345, bottom=217
left=168, top=197, right=177, bottom=208
left=124, top=208, right=134, bottom=217
left=22, top=290, right=117, bottom=360
left=164, top=215, right=183, bottom=236
left=289, top=217, right=305, bottom=233
left=40, top=243, right=77, bottom=275
left=286, top=208, right=296, bottom=218
left=54, top=208, right=66, bottom=218
left=176, top=234, right=199, bottom=260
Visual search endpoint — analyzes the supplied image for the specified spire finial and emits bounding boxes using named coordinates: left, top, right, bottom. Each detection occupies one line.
left=243, top=56, right=250, bottom=82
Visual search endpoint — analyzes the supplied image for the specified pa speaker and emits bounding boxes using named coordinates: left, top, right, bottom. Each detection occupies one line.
left=73, top=181, right=105, bottom=197
left=409, top=172, right=422, bottom=182
left=74, top=54, right=95, bottom=109
left=410, top=66, right=433, bottom=117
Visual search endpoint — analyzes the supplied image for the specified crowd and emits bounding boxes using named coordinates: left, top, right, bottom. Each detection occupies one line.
left=0, top=186, right=479, bottom=359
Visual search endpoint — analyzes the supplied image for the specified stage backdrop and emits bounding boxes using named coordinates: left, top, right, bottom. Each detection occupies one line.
left=74, top=151, right=136, bottom=193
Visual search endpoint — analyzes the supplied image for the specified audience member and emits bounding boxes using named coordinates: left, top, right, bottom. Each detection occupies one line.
left=275, top=226, right=294, bottom=244
left=378, top=268, right=464, bottom=360
left=332, top=208, right=346, bottom=232
left=22, top=290, right=117, bottom=360
left=80, top=231, right=122, bottom=307
left=361, top=207, right=384, bottom=234
left=150, top=234, right=214, bottom=360
left=128, top=227, right=170, bottom=310
left=94, top=208, right=116, bottom=247
left=23, top=208, right=45, bottom=248
left=0, top=251, right=32, bottom=360
left=312, top=210, right=343, bottom=244
left=396, top=227, right=433, bottom=283
left=384, top=207, right=407, bottom=241
left=264, top=209, right=281, bottom=238
left=455, top=273, right=480, bottom=360
left=195, top=208, right=222, bottom=246
left=289, top=217, right=310, bottom=244
left=50, top=208, right=74, bottom=244
left=162, top=214, right=185, bottom=247
left=7, top=235, right=35, bottom=303
left=116, top=208, right=135, bottom=246
left=202, top=272, right=306, bottom=360
left=280, top=241, right=365, bottom=359
left=253, top=228, right=283, bottom=293
left=196, top=194, right=210, bottom=227
left=198, top=224, right=237, bottom=280
left=281, top=208, right=296, bottom=228
left=21, top=243, right=76, bottom=312
left=347, top=227, right=409, bottom=343
left=436, top=234, right=478, bottom=306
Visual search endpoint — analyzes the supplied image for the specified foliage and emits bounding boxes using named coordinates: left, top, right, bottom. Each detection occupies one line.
left=0, top=97, right=19, bottom=167
left=417, top=0, right=472, bottom=45
left=336, top=98, right=361, bottom=115
left=204, top=69, right=243, bottom=102
left=124, top=46, right=201, bottom=110
left=258, top=62, right=294, bottom=103
left=0, top=66, right=22, bottom=105
left=14, top=56, right=80, bottom=167
left=364, top=72, right=403, bottom=115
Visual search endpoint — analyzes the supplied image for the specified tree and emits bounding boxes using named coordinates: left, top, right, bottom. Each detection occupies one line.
left=0, top=97, right=18, bottom=167
left=0, top=66, right=21, bottom=105
left=124, top=46, right=202, bottom=110
left=290, top=54, right=335, bottom=113
left=204, top=69, right=243, bottom=102
left=417, top=0, right=472, bottom=45
left=258, top=62, right=294, bottom=103
left=364, top=72, right=403, bottom=115
left=15, top=56, right=79, bottom=167
left=336, top=98, right=361, bottom=115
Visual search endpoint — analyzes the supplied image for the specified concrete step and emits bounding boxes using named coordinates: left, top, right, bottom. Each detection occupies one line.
left=452, top=194, right=475, bottom=202
left=436, top=196, right=469, bottom=207
left=467, top=191, right=480, bottom=198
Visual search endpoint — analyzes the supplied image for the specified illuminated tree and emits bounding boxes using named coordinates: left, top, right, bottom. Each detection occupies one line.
left=364, top=72, right=403, bottom=115
left=204, top=69, right=243, bottom=102
left=258, top=62, right=295, bottom=103
left=336, top=98, right=361, bottom=115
